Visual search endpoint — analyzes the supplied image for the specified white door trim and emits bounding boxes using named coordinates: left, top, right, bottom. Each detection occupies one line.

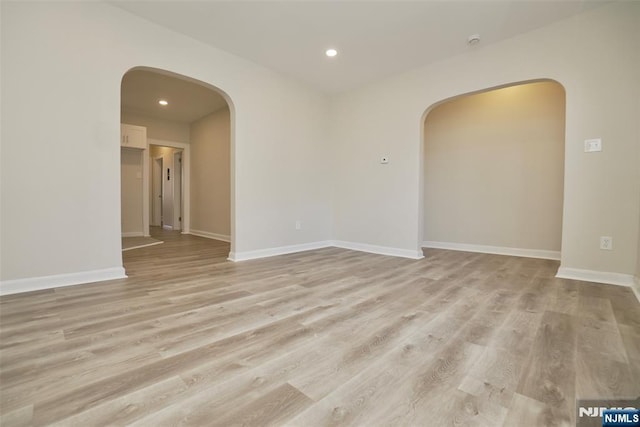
left=173, top=150, right=183, bottom=231
left=148, top=139, right=190, bottom=234
left=142, top=147, right=150, bottom=236
left=151, top=156, right=163, bottom=227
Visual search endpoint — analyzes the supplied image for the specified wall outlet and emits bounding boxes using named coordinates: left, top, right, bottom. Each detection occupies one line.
left=295, top=220, right=301, bottom=230
left=584, top=138, right=602, bottom=152
left=600, top=236, right=613, bottom=250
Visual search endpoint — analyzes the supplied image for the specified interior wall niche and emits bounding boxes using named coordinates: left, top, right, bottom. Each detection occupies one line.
left=422, top=80, right=566, bottom=255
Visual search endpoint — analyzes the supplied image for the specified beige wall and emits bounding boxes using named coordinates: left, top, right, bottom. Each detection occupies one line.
left=189, top=108, right=231, bottom=238
left=332, top=2, right=640, bottom=275
left=423, top=81, right=565, bottom=252
left=636, top=190, right=640, bottom=282
left=120, top=148, right=144, bottom=235
left=121, top=111, right=189, bottom=143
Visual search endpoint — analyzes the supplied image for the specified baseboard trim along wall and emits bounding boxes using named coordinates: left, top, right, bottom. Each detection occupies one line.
left=2, top=240, right=636, bottom=299
left=422, top=241, right=561, bottom=261
left=229, top=241, right=334, bottom=262
left=188, top=229, right=231, bottom=243
left=229, top=240, right=425, bottom=262
left=121, top=231, right=144, bottom=238
left=0, top=267, right=127, bottom=296
left=333, top=240, right=424, bottom=260
left=556, top=266, right=638, bottom=302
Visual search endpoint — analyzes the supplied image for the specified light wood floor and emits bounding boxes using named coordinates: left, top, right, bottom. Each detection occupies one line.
left=1, top=229, right=639, bottom=426
left=121, top=236, right=163, bottom=251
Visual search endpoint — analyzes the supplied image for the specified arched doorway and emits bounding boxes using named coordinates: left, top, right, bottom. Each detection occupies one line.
left=119, top=67, right=235, bottom=265
left=420, top=80, right=565, bottom=260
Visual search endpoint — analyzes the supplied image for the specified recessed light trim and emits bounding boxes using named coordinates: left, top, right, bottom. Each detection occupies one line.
left=325, top=48, right=338, bottom=57
left=158, top=99, right=168, bottom=106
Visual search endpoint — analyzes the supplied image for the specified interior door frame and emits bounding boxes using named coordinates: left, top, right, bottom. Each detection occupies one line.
left=145, top=138, right=191, bottom=234
left=151, top=156, right=163, bottom=227
left=142, top=147, right=150, bottom=236
left=172, top=150, right=183, bottom=231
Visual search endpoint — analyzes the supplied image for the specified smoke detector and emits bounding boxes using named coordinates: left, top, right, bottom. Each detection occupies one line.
left=467, top=34, right=481, bottom=46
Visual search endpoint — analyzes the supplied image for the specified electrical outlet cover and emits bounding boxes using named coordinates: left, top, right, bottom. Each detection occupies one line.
left=584, top=138, right=602, bottom=152
left=600, top=236, right=612, bottom=250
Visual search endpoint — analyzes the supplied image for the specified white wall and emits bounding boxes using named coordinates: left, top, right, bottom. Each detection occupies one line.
left=190, top=108, right=231, bottom=239
left=121, top=111, right=190, bottom=143
left=120, top=148, right=144, bottom=235
left=424, top=81, right=565, bottom=254
left=0, top=2, right=332, bottom=286
left=1, top=1, right=638, bottom=292
left=332, top=2, right=640, bottom=275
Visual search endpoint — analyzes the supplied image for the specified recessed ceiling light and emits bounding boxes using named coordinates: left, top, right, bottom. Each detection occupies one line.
left=158, top=99, right=168, bottom=106
left=325, top=48, right=338, bottom=57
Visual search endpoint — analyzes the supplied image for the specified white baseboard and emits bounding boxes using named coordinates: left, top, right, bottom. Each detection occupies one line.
left=555, top=266, right=635, bottom=286
left=0, top=267, right=127, bottom=296
left=162, top=225, right=173, bottom=230
left=556, top=267, right=638, bottom=301
left=634, top=276, right=640, bottom=304
left=121, top=231, right=144, bottom=238
left=422, top=240, right=560, bottom=261
left=333, top=240, right=424, bottom=260
left=188, top=229, right=231, bottom=243
left=229, top=240, right=424, bottom=262
left=229, top=241, right=334, bottom=262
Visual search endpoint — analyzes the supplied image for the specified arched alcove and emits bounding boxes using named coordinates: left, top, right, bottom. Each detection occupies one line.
left=119, top=66, right=236, bottom=265
left=419, top=79, right=566, bottom=260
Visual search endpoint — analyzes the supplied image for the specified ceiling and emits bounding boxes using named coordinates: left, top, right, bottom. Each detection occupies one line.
left=121, top=69, right=228, bottom=123
left=111, top=0, right=606, bottom=94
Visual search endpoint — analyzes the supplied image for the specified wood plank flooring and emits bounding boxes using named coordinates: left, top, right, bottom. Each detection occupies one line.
left=1, top=229, right=639, bottom=426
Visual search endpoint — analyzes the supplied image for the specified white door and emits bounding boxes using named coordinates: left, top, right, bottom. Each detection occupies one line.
left=152, top=157, right=163, bottom=226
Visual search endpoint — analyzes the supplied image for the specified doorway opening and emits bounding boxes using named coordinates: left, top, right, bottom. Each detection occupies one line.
left=152, top=155, right=163, bottom=227
left=149, top=144, right=184, bottom=231
left=420, top=80, right=566, bottom=260
left=119, top=67, right=234, bottom=265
